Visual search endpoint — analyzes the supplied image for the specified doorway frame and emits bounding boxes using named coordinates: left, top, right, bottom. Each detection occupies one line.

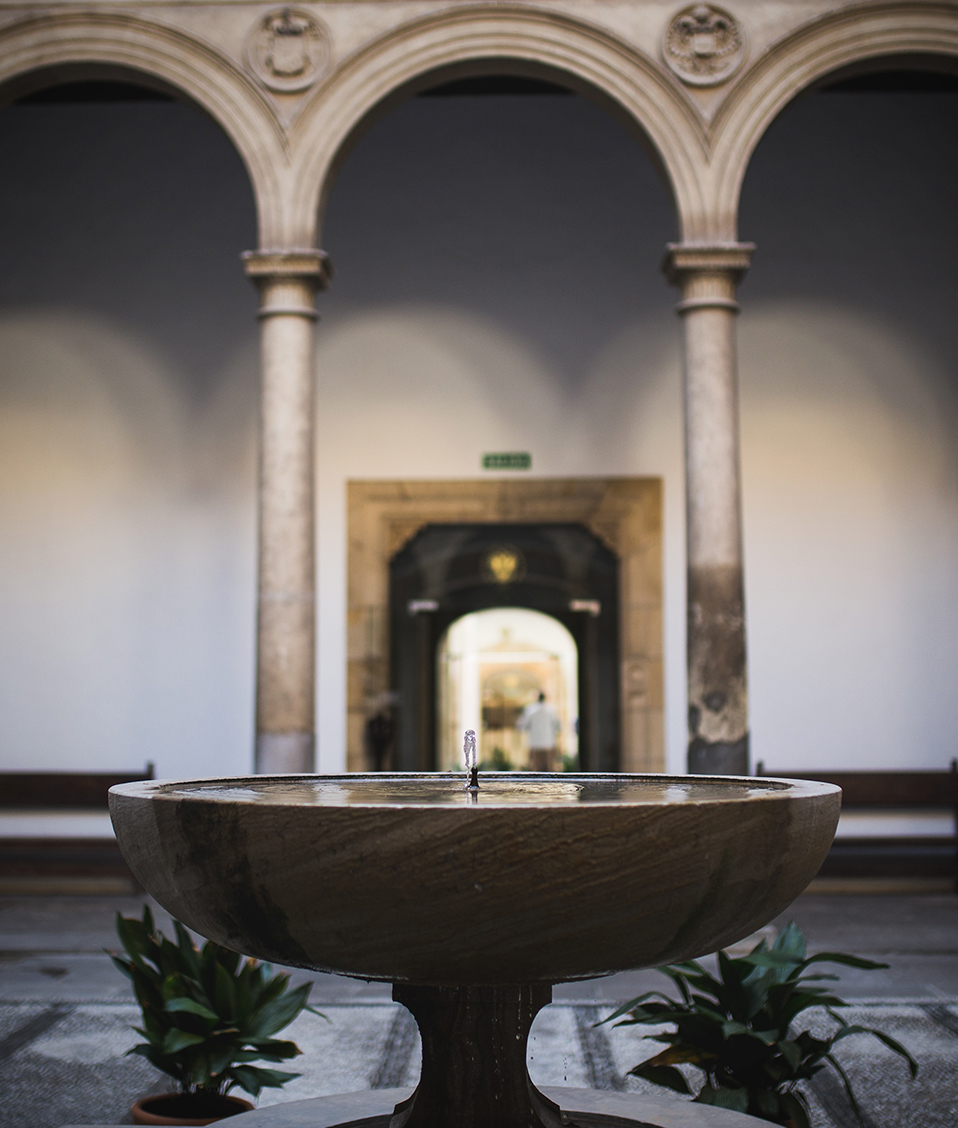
left=346, top=477, right=662, bottom=772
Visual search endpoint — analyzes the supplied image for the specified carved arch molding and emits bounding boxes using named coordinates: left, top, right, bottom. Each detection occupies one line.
left=0, top=3, right=956, bottom=244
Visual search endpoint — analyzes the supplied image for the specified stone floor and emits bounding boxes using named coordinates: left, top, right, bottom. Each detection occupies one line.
left=0, top=892, right=956, bottom=1128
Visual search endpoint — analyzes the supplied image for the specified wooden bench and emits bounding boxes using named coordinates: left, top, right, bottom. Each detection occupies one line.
left=755, top=762, right=958, bottom=890
left=0, top=766, right=153, bottom=894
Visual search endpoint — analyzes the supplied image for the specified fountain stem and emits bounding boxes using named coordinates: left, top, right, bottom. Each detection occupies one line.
left=390, top=984, right=563, bottom=1128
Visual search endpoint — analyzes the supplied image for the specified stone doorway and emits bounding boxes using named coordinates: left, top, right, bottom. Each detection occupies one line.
left=346, top=478, right=662, bottom=773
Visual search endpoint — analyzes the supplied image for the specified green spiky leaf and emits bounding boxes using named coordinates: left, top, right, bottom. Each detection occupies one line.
left=113, top=907, right=320, bottom=1096
left=608, top=921, right=918, bottom=1122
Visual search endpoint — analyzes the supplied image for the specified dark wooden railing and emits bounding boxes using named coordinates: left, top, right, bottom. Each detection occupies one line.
left=755, top=761, right=958, bottom=889
left=0, top=766, right=154, bottom=809
left=0, top=764, right=153, bottom=891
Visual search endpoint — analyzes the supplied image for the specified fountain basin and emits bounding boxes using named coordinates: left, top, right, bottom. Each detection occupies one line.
left=109, top=773, right=839, bottom=984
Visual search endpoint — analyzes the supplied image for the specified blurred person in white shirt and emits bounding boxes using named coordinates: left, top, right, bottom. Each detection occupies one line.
left=518, top=692, right=561, bottom=771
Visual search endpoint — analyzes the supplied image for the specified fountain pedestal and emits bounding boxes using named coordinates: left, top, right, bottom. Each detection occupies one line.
left=390, top=984, right=560, bottom=1128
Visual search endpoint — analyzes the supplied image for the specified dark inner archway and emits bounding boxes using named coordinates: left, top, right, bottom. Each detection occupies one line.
left=389, top=524, right=619, bottom=772
left=320, top=74, right=677, bottom=396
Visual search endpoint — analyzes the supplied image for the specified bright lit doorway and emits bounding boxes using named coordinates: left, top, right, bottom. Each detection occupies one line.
left=437, top=608, right=578, bottom=771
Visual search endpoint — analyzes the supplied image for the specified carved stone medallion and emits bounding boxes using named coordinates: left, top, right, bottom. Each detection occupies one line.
left=246, top=7, right=331, bottom=93
left=663, top=4, right=746, bottom=87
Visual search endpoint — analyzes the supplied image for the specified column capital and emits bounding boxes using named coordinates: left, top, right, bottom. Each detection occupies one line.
left=242, top=248, right=334, bottom=289
left=663, top=243, right=755, bottom=315
left=243, top=249, right=333, bottom=320
left=662, top=242, right=755, bottom=285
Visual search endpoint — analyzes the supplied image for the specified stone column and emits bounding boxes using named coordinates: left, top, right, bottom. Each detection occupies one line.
left=663, top=243, right=754, bottom=776
left=242, top=249, right=332, bottom=774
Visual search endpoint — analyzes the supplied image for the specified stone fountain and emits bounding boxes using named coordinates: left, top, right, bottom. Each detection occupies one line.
left=110, top=764, right=839, bottom=1128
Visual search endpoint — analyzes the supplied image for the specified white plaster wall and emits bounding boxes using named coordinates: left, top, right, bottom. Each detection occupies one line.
left=0, top=309, right=258, bottom=777
left=314, top=93, right=680, bottom=771
left=0, top=100, right=259, bottom=777
left=0, top=86, right=956, bottom=777
left=737, top=89, right=958, bottom=769
left=316, top=88, right=958, bottom=772
left=740, top=302, right=958, bottom=769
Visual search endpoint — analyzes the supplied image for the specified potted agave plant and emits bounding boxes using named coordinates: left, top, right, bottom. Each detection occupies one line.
left=111, top=906, right=324, bottom=1125
left=603, top=922, right=917, bottom=1128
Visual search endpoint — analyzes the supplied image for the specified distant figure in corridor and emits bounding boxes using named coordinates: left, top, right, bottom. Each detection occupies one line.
left=518, top=692, right=561, bottom=772
left=365, top=709, right=395, bottom=771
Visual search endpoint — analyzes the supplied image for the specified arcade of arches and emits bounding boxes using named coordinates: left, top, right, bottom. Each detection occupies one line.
left=0, top=1, right=957, bottom=777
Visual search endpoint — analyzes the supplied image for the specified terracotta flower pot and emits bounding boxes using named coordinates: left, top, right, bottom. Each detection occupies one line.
left=131, top=1093, right=254, bottom=1125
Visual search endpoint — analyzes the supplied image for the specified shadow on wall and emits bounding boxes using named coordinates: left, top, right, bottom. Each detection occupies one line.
left=314, top=302, right=682, bottom=479
left=316, top=304, right=578, bottom=473
left=0, top=309, right=259, bottom=776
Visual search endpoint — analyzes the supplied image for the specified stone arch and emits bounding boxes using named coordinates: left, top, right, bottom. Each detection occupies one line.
left=0, top=9, right=289, bottom=245
left=290, top=4, right=707, bottom=246
left=709, top=1, right=958, bottom=240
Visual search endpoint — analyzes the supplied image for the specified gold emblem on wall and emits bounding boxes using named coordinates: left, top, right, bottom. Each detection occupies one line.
left=663, top=4, right=746, bottom=87
left=246, top=7, right=332, bottom=93
left=484, top=546, right=526, bottom=585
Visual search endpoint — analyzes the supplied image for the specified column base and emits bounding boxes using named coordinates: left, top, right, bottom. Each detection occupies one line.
left=687, top=734, right=749, bottom=776
left=256, top=731, right=315, bottom=774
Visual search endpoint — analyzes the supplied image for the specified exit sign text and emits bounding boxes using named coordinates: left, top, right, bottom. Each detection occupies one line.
left=482, top=452, right=531, bottom=470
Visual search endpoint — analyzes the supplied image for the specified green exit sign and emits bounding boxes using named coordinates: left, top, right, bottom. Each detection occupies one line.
left=482, top=452, right=532, bottom=471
